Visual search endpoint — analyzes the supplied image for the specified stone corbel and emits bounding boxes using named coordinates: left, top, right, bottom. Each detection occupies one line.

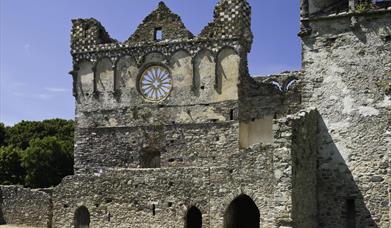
left=69, top=67, right=79, bottom=100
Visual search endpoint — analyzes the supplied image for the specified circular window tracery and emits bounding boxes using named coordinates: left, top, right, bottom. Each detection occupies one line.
left=139, top=65, right=172, bottom=101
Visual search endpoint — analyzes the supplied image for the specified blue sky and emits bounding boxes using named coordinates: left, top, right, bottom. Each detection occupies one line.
left=0, top=0, right=301, bottom=126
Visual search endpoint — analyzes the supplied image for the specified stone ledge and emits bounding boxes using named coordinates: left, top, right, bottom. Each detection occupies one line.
left=302, top=7, right=391, bottom=22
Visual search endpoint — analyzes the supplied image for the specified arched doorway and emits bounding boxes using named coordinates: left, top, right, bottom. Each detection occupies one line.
left=139, top=147, right=161, bottom=168
left=74, top=206, right=90, bottom=228
left=185, top=206, right=202, bottom=228
left=224, top=194, right=260, bottom=228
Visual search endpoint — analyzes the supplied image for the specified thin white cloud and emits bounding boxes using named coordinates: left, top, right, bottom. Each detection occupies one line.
left=34, top=94, right=53, bottom=100
left=12, top=82, right=27, bottom=87
left=45, top=87, right=69, bottom=92
left=12, top=92, right=25, bottom=97
left=12, top=92, right=53, bottom=100
left=24, top=43, right=31, bottom=55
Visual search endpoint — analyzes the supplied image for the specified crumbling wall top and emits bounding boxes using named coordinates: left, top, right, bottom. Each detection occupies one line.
left=126, top=2, right=194, bottom=44
left=71, top=18, right=117, bottom=50
left=70, top=0, right=253, bottom=56
left=200, top=0, right=253, bottom=51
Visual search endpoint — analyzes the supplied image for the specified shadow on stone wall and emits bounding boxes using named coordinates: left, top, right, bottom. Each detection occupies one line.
left=317, top=116, right=379, bottom=228
left=0, top=189, right=5, bottom=225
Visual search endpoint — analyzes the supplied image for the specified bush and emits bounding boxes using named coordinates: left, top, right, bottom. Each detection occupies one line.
left=6, top=119, right=74, bottom=150
left=0, top=119, right=74, bottom=188
left=0, top=146, right=25, bottom=185
left=22, top=136, right=74, bottom=188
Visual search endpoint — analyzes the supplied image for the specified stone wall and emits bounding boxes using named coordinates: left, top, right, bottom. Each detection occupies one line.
left=290, top=110, right=318, bottom=228
left=74, top=122, right=239, bottom=174
left=53, top=164, right=275, bottom=228
left=76, top=101, right=238, bottom=129
left=52, top=109, right=319, bottom=228
left=0, top=110, right=319, bottom=228
left=271, top=108, right=319, bottom=227
left=301, top=10, right=391, bottom=228
left=0, top=186, right=52, bottom=227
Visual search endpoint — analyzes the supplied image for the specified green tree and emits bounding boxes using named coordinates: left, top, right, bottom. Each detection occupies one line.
left=6, top=119, right=74, bottom=150
left=0, top=146, right=25, bottom=185
left=0, top=123, right=6, bottom=146
left=22, top=136, right=74, bottom=188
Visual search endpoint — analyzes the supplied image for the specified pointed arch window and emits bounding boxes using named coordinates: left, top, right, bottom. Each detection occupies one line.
left=185, top=206, right=202, bottom=228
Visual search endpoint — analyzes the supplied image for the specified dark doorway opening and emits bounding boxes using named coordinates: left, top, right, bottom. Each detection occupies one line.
left=185, top=206, right=202, bottom=228
left=74, top=206, right=90, bottom=228
left=140, top=147, right=161, bottom=168
left=224, top=194, right=260, bottom=228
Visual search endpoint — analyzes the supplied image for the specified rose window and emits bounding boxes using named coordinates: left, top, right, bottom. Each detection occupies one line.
left=139, top=65, right=172, bottom=101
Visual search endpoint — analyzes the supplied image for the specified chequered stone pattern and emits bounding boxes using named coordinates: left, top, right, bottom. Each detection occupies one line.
left=199, top=0, right=251, bottom=41
left=214, top=0, right=251, bottom=39
left=71, top=18, right=116, bottom=52
left=72, top=39, right=242, bottom=67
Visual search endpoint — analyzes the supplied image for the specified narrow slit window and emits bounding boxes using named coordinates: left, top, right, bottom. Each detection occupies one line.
left=230, top=109, right=234, bottom=121
left=154, top=28, right=162, bottom=41
left=152, top=204, right=156, bottom=216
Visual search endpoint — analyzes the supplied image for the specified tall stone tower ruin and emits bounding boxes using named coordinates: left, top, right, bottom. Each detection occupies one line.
left=299, top=0, right=391, bottom=227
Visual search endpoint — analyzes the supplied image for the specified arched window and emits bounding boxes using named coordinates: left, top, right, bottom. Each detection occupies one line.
left=76, top=61, right=94, bottom=97
left=115, top=55, right=137, bottom=91
left=95, top=58, right=114, bottom=92
left=193, top=49, right=214, bottom=96
left=185, top=206, right=202, bottom=228
left=139, top=147, right=161, bottom=168
left=74, top=206, right=90, bottom=228
left=224, top=194, right=260, bottom=228
left=216, top=47, right=239, bottom=95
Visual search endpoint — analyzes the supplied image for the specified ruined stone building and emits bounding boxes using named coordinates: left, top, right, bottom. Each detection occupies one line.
left=0, top=0, right=390, bottom=227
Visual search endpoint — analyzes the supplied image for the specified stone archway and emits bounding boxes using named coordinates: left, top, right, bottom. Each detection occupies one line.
left=185, top=206, right=202, bottom=228
left=74, top=206, right=90, bottom=228
left=224, top=194, right=260, bottom=228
